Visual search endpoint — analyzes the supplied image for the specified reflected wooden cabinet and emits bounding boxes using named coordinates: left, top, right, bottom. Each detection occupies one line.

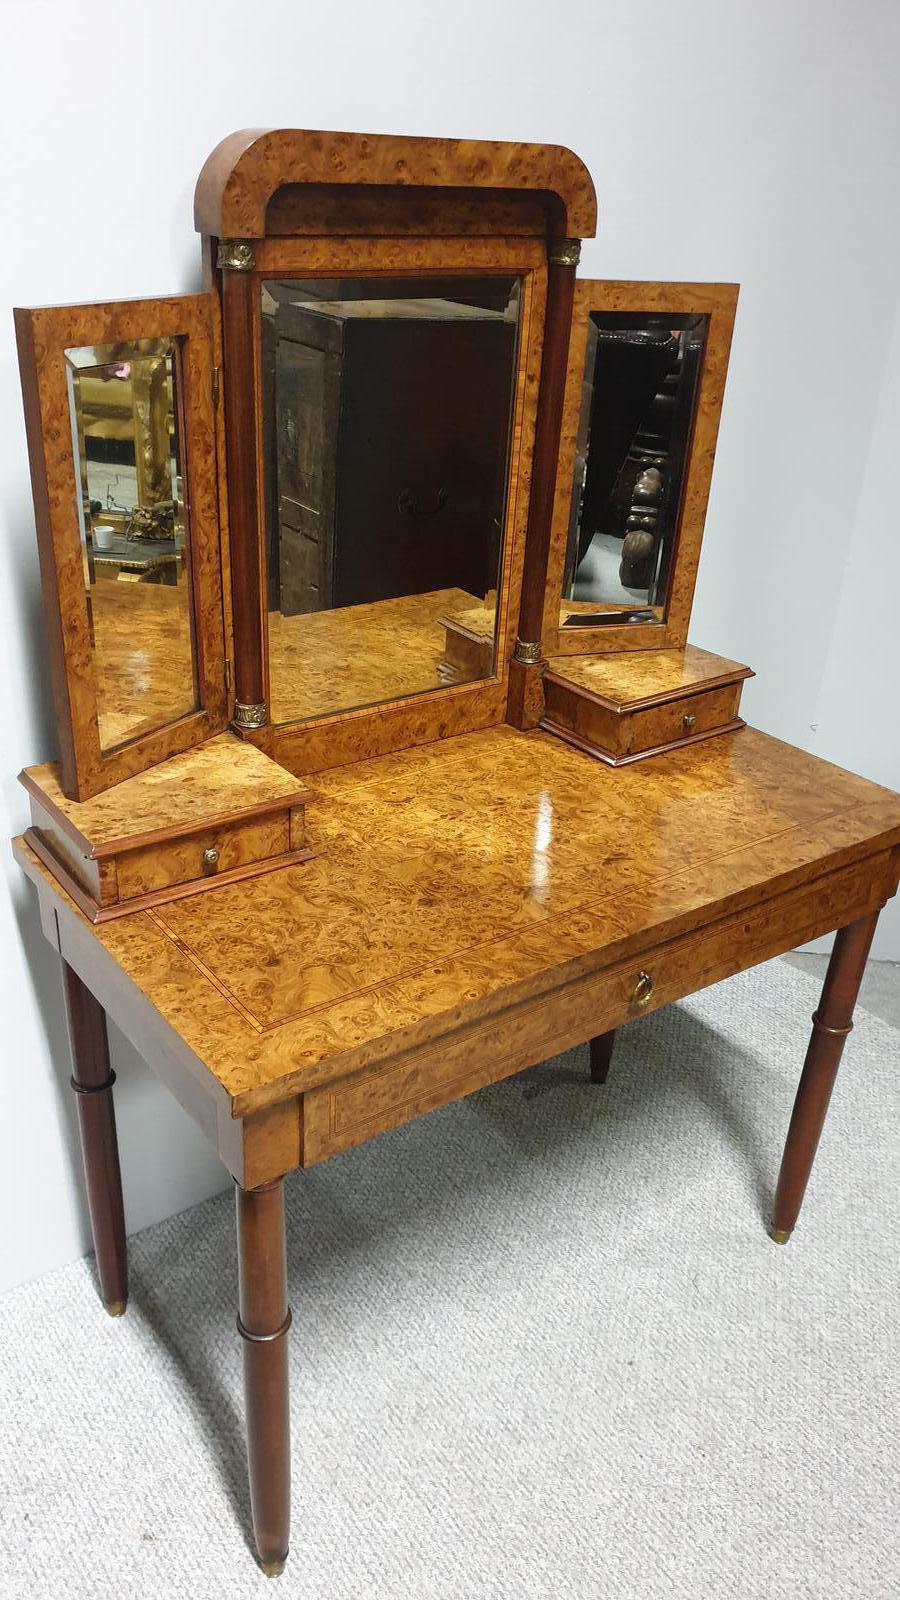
left=263, top=287, right=516, bottom=618
left=10, top=126, right=900, bottom=1582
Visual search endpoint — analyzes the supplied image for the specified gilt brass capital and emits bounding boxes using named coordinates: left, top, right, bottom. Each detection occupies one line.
left=514, top=638, right=543, bottom=666
left=233, top=700, right=267, bottom=729
left=217, top=239, right=256, bottom=272
left=548, top=238, right=581, bottom=268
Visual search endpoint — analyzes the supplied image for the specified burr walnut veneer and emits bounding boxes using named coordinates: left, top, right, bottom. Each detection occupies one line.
left=12, top=127, right=900, bottom=1580
left=541, top=645, right=753, bottom=765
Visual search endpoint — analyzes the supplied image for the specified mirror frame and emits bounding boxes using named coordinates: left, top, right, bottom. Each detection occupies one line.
left=540, top=280, right=739, bottom=658
left=242, top=239, right=544, bottom=762
left=194, top=128, right=598, bottom=773
left=15, top=294, right=228, bottom=799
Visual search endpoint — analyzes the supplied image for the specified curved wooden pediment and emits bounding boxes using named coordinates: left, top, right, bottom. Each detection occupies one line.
left=194, top=127, right=597, bottom=241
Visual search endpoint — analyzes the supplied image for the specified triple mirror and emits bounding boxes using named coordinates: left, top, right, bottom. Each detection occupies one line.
left=15, top=129, right=735, bottom=805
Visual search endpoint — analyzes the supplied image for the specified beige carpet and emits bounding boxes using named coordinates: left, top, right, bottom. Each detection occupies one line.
left=1, top=957, right=898, bottom=1599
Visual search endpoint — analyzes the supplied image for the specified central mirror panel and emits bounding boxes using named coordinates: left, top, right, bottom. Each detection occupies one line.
left=561, top=311, right=708, bottom=628
left=260, top=276, right=521, bottom=724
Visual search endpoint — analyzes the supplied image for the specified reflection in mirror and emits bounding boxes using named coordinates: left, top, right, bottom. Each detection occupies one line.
left=65, top=339, right=198, bottom=751
left=260, top=277, right=521, bottom=723
left=561, top=312, right=708, bottom=627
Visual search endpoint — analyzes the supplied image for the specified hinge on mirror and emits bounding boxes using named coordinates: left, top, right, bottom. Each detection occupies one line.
left=212, top=366, right=220, bottom=408
left=225, top=658, right=232, bottom=689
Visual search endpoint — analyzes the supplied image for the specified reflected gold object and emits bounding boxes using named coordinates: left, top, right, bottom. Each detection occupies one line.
left=629, top=970, right=654, bottom=1011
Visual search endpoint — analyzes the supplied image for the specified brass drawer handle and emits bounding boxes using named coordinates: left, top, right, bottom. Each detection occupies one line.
left=629, top=970, right=654, bottom=1011
left=202, top=846, right=220, bottom=872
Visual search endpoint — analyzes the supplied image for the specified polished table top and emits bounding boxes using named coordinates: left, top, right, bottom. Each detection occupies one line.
left=17, top=724, right=900, bottom=1118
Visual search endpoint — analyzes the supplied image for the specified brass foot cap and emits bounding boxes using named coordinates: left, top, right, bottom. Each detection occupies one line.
left=104, top=1299, right=127, bottom=1317
left=260, top=1556, right=288, bottom=1578
left=768, top=1226, right=792, bottom=1246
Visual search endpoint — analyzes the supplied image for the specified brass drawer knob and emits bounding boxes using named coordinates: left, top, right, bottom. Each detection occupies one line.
left=629, top=970, right=654, bottom=1011
left=683, top=712, right=697, bottom=734
left=202, top=846, right=220, bottom=872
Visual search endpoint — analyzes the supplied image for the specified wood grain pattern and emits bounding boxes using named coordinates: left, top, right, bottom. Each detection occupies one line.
left=541, top=646, right=751, bottom=764
left=301, top=853, right=889, bottom=1164
left=194, top=129, right=597, bottom=241
left=89, top=584, right=196, bottom=751
left=21, top=732, right=313, bottom=918
left=15, top=725, right=900, bottom=1130
left=23, top=825, right=313, bottom=925
left=543, top=645, right=753, bottom=709
left=115, top=815, right=290, bottom=899
left=514, top=253, right=579, bottom=656
left=21, top=733, right=309, bottom=854
left=541, top=282, right=739, bottom=658
left=15, top=296, right=229, bottom=800
left=265, top=186, right=550, bottom=238
left=222, top=268, right=267, bottom=713
left=268, top=588, right=492, bottom=725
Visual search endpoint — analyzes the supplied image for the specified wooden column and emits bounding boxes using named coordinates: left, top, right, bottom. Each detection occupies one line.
left=219, top=240, right=267, bottom=732
left=770, top=911, right=880, bottom=1243
left=62, top=961, right=128, bottom=1316
left=507, top=238, right=579, bottom=730
left=236, top=1177, right=291, bottom=1576
left=589, top=1029, right=616, bottom=1085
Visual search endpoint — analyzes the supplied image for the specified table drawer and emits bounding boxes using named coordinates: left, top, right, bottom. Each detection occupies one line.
left=627, top=682, right=743, bottom=756
left=116, top=812, right=295, bottom=900
left=300, top=850, right=892, bottom=1167
left=542, top=671, right=746, bottom=765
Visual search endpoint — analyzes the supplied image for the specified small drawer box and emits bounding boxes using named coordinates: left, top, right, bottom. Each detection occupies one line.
left=541, top=645, right=753, bottom=766
left=20, top=733, right=313, bottom=922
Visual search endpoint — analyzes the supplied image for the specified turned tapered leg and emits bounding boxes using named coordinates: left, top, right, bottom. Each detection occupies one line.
left=770, top=912, right=879, bottom=1243
left=589, top=1030, right=616, bottom=1085
left=61, top=961, right=127, bottom=1315
left=236, top=1178, right=291, bottom=1576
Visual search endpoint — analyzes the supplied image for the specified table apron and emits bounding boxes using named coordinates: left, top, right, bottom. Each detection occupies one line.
left=300, top=848, right=897, bottom=1166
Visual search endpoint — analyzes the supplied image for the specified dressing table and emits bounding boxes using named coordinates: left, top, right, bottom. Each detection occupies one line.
left=13, top=128, right=900, bottom=1578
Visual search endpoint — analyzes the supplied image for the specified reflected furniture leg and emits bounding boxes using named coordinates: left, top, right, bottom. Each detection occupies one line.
left=770, top=911, right=880, bottom=1243
left=589, top=1029, right=616, bottom=1084
left=236, top=1177, right=292, bottom=1576
left=61, top=960, right=128, bottom=1316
